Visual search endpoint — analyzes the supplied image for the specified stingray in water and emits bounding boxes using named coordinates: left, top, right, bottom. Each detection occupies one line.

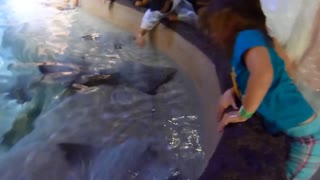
left=0, top=138, right=183, bottom=180
left=37, top=60, right=177, bottom=95
left=0, top=60, right=176, bottom=149
left=58, top=139, right=183, bottom=180
left=0, top=75, right=35, bottom=104
left=81, top=33, right=100, bottom=41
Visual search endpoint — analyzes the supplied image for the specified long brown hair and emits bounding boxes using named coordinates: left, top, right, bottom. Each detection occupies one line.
left=199, top=0, right=272, bottom=57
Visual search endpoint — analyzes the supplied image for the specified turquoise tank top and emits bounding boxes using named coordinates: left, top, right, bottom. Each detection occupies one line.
left=231, top=30, right=314, bottom=134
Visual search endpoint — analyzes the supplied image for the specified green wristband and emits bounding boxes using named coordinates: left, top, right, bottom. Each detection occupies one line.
left=239, top=106, right=254, bottom=119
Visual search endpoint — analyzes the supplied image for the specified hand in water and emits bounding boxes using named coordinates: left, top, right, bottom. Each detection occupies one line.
left=218, top=111, right=247, bottom=132
left=217, top=88, right=238, bottom=121
left=136, top=34, right=145, bottom=47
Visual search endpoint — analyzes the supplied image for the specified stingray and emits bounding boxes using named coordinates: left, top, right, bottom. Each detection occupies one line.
left=38, top=61, right=177, bottom=95
left=114, top=42, right=122, bottom=49
left=0, top=138, right=183, bottom=180
left=0, top=75, right=34, bottom=104
left=0, top=61, right=177, bottom=148
left=58, top=138, right=183, bottom=180
left=81, top=33, right=100, bottom=41
left=5, top=87, right=32, bottom=104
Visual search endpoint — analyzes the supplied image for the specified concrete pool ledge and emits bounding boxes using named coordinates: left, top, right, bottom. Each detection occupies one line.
left=79, top=0, right=222, bottom=161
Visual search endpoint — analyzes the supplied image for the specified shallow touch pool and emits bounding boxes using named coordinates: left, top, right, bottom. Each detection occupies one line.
left=0, top=1, right=206, bottom=179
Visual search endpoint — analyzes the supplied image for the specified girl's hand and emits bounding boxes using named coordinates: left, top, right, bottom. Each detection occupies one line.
left=218, top=111, right=247, bottom=132
left=217, top=88, right=238, bottom=121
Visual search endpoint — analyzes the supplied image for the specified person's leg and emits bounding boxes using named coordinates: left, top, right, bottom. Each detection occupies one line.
left=285, top=118, right=320, bottom=180
left=286, top=136, right=320, bottom=180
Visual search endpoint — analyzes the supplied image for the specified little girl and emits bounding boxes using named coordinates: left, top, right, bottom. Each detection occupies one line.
left=199, top=0, right=320, bottom=179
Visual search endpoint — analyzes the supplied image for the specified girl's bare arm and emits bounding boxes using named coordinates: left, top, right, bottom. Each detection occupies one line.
left=242, top=47, right=274, bottom=113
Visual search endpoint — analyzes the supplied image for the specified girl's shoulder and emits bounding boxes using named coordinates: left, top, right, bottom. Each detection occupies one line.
left=233, top=29, right=269, bottom=59
left=232, top=29, right=271, bottom=69
left=236, top=29, right=268, bottom=45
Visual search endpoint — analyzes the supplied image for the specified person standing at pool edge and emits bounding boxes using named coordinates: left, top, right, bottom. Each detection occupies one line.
left=199, top=0, right=320, bottom=179
left=136, top=0, right=198, bottom=47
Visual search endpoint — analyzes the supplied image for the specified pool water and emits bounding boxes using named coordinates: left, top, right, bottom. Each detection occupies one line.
left=0, top=1, right=205, bottom=179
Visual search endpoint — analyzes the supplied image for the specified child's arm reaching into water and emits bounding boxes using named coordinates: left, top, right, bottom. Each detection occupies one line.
left=218, top=47, right=274, bottom=131
left=136, top=9, right=163, bottom=47
left=136, top=29, right=149, bottom=47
